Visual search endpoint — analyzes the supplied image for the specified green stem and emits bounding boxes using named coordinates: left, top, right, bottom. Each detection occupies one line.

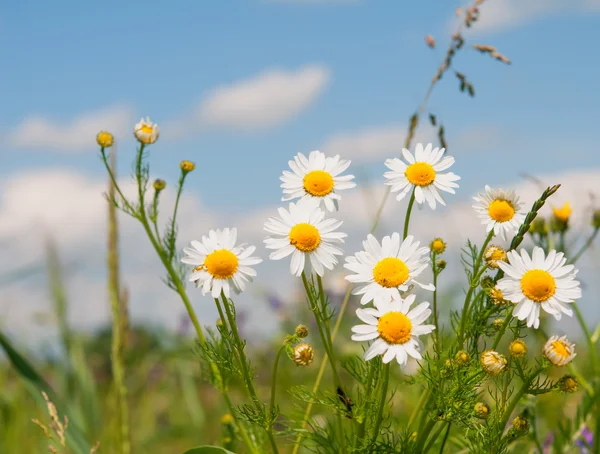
left=403, top=190, right=416, bottom=240
left=457, top=230, right=494, bottom=345
left=570, top=228, right=599, bottom=265
left=573, top=303, right=598, bottom=376
left=414, top=418, right=437, bottom=452
left=439, top=423, right=451, bottom=454
left=498, top=366, right=543, bottom=432
left=269, top=345, right=286, bottom=421
left=368, top=363, right=390, bottom=452
left=100, top=148, right=136, bottom=216
left=168, top=173, right=186, bottom=262
left=424, top=422, right=446, bottom=452
left=150, top=190, right=162, bottom=241
left=221, top=294, right=279, bottom=454
left=432, top=253, right=440, bottom=350
left=408, top=390, right=429, bottom=431
left=107, top=152, right=130, bottom=454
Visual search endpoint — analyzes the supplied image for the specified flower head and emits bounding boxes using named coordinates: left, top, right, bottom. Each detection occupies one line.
left=430, top=238, right=446, bottom=254
left=480, top=350, right=507, bottom=375
left=509, top=339, right=528, bottom=358
left=512, top=415, right=529, bottom=432
left=280, top=151, right=356, bottom=212
left=264, top=199, right=346, bottom=277
left=134, top=117, right=159, bottom=144
left=295, top=324, right=309, bottom=338
left=497, top=247, right=581, bottom=329
left=293, top=343, right=314, bottom=366
left=96, top=130, right=114, bottom=148
left=455, top=350, right=470, bottom=366
left=344, top=233, right=434, bottom=307
left=484, top=245, right=507, bottom=269
left=351, top=294, right=435, bottom=368
left=543, top=335, right=576, bottom=366
left=529, top=217, right=549, bottom=236
left=489, top=286, right=505, bottom=306
left=384, top=143, right=460, bottom=209
left=473, top=186, right=526, bottom=239
left=181, top=228, right=262, bottom=298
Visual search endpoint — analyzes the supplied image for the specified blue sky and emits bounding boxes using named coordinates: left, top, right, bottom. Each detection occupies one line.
left=2, top=0, right=599, bottom=214
left=2, top=0, right=600, bottom=343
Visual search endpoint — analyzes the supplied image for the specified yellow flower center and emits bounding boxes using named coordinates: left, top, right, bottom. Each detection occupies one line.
left=551, top=340, right=570, bottom=359
left=509, top=340, right=527, bottom=357
left=141, top=124, right=154, bottom=135
left=553, top=202, right=571, bottom=222
left=431, top=239, right=446, bottom=254
left=289, top=223, right=321, bottom=252
left=203, top=249, right=239, bottom=279
left=373, top=257, right=409, bottom=288
left=490, top=249, right=505, bottom=261
left=377, top=312, right=412, bottom=344
left=520, top=269, right=556, bottom=302
left=405, top=162, right=436, bottom=186
left=488, top=199, right=515, bottom=222
left=303, top=170, right=335, bottom=197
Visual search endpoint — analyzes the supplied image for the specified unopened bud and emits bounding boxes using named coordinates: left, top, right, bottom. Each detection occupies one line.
left=474, top=402, right=489, bottom=419
left=96, top=130, right=114, bottom=148
left=484, top=245, right=507, bottom=269
left=425, top=35, right=436, bottom=49
left=509, top=339, right=527, bottom=358
left=180, top=160, right=196, bottom=173
left=153, top=179, right=166, bottom=192
left=430, top=238, right=446, bottom=254
left=592, top=210, right=600, bottom=229
left=558, top=375, right=579, bottom=393
left=529, top=217, right=548, bottom=236
left=455, top=350, right=470, bottom=366
left=436, top=259, right=447, bottom=271
left=295, top=324, right=309, bottom=338
left=512, top=415, right=529, bottom=433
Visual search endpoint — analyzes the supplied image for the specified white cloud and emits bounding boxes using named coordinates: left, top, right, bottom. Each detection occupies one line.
left=8, top=105, right=134, bottom=152
left=458, top=0, right=598, bottom=34
left=195, top=65, right=330, bottom=131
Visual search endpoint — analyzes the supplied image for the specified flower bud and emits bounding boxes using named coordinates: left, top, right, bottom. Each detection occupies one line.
left=153, top=179, right=166, bottom=191
left=493, top=318, right=504, bottom=330
left=295, top=324, right=309, bottom=338
left=484, top=245, right=507, bottom=269
left=474, top=402, right=489, bottom=419
left=221, top=413, right=234, bottom=425
left=180, top=160, right=196, bottom=173
left=430, top=238, right=446, bottom=254
left=509, top=339, right=527, bottom=358
left=134, top=117, right=159, bottom=144
left=96, top=130, right=114, bottom=148
left=529, top=217, right=548, bottom=236
left=512, top=415, right=529, bottom=433
left=480, top=350, right=507, bottom=375
left=455, top=350, right=470, bottom=366
left=436, top=259, right=447, bottom=271
left=558, top=375, right=579, bottom=393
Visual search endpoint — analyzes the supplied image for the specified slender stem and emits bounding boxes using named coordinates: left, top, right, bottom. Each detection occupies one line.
left=107, top=151, right=130, bottom=454
left=220, top=294, right=279, bottom=454
left=403, top=190, right=416, bottom=240
left=414, top=418, right=437, bottom=452
left=432, top=253, right=440, bottom=350
left=356, top=361, right=377, bottom=445
left=269, top=345, right=286, bottom=420
left=492, top=307, right=513, bottom=350
left=498, top=366, right=543, bottom=432
left=222, top=392, right=258, bottom=454
left=368, top=363, right=390, bottom=452
left=573, top=303, right=598, bottom=375
left=100, top=148, right=136, bottom=216
left=424, top=422, right=446, bottom=452
left=439, top=423, right=451, bottom=454
left=168, top=173, right=186, bottom=262
left=408, top=390, right=429, bottom=431
left=457, top=230, right=494, bottom=345
left=570, top=228, right=599, bottom=265
left=150, top=190, right=162, bottom=241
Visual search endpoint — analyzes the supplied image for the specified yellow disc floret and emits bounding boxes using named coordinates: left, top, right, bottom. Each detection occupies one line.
left=405, top=162, right=436, bottom=186
left=289, top=223, right=321, bottom=252
left=373, top=257, right=409, bottom=288
left=520, top=269, right=556, bottom=302
left=377, top=312, right=412, bottom=344
left=303, top=170, right=335, bottom=197
left=488, top=199, right=515, bottom=222
left=204, top=249, right=239, bottom=279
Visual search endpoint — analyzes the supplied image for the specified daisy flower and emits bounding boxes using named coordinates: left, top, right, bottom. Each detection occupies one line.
left=351, top=294, right=435, bottom=367
left=344, top=233, right=434, bottom=307
left=480, top=350, right=507, bottom=375
left=181, top=228, right=262, bottom=298
left=543, top=335, right=576, bottom=366
left=497, top=247, right=581, bottom=329
left=280, top=150, right=356, bottom=212
left=134, top=117, right=159, bottom=144
left=473, top=186, right=526, bottom=239
left=384, top=143, right=460, bottom=209
left=263, top=199, right=346, bottom=276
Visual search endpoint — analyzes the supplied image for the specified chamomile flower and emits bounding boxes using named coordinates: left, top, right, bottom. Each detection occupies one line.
left=497, top=247, right=581, bottom=329
left=280, top=150, right=356, bottom=212
left=344, top=233, right=434, bottom=307
left=351, top=294, right=435, bottom=367
left=384, top=143, right=460, bottom=209
left=473, top=186, right=526, bottom=239
left=543, top=335, right=576, bottom=366
left=181, top=228, right=262, bottom=298
left=134, top=117, right=159, bottom=144
left=263, top=200, right=346, bottom=277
